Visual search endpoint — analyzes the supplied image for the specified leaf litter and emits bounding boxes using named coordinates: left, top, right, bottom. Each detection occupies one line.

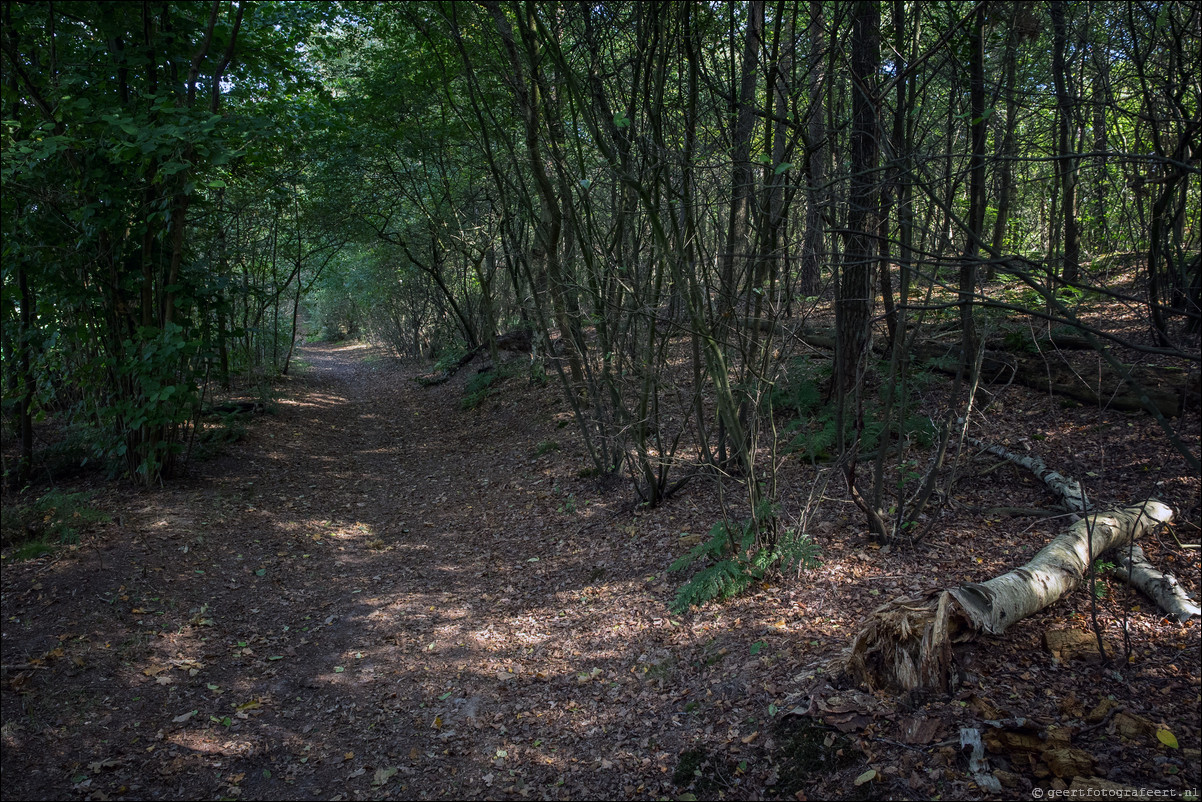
left=0, top=341, right=1198, bottom=800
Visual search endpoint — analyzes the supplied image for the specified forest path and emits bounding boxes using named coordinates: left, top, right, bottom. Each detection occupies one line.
left=4, top=341, right=747, bottom=802
left=205, top=340, right=659, bottom=798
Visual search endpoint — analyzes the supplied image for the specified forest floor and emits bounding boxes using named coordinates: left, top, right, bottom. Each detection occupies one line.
left=2, top=340, right=1200, bottom=801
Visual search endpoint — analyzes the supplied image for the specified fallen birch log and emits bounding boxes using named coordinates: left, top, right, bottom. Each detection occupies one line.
left=845, top=501, right=1175, bottom=692
left=1112, top=543, right=1201, bottom=624
left=966, top=435, right=1091, bottom=512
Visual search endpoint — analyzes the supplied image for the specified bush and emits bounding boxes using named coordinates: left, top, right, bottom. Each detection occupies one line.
left=461, top=361, right=522, bottom=410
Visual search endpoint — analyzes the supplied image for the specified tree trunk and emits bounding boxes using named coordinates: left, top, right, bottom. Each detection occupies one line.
left=845, top=501, right=1174, bottom=692
left=834, top=0, right=879, bottom=401
left=13, top=258, right=35, bottom=489
left=961, top=2, right=986, bottom=365
left=1051, top=0, right=1080, bottom=283
left=719, top=0, right=763, bottom=325
left=799, top=0, right=826, bottom=299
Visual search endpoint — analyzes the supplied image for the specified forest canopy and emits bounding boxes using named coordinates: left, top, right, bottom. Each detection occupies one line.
left=2, top=0, right=1198, bottom=516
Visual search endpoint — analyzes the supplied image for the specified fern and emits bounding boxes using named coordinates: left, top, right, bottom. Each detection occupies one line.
left=670, top=560, right=752, bottom=613
left=669, top=520, right=740, bottom=571
left=669, top=518, right=821, bottom=613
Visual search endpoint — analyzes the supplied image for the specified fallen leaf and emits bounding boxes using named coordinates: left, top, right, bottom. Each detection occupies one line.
left=1156, top=728, right=1179, bottom=749
left=171, top=710, right=198, bottom=724
left=854, top=769, right=877, bottom=786
left=372, top=766, right=397, bottom=788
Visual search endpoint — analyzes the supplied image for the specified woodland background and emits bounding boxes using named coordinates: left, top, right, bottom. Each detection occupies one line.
left=1, top=2, right=1200, bottom=798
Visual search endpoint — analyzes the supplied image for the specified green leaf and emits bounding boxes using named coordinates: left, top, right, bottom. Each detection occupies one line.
left=1157, top=727, right=1179, bottom=749
left=773, top=162, right=792, bottom=175
left=207, top=179, right=227, bottom=188
left=334, top=666, right=345, bottom=673
left=438, top=691, right=453, bottom=700
left=750, top=640, right=765, bottom=656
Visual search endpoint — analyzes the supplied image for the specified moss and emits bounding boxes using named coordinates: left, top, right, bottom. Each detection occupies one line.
left=673, top=746, right=737, bottom=797
left=768, top=716, right=857, bottom=799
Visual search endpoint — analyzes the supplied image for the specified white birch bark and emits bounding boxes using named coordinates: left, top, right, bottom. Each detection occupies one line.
left=846, top=501, right=1176, bottom=691
left=1112, top=543, right=1200, bottom=623
left=949, top=502, right=1173, bottom=635
left=967, top=435, right=1091, bottom=512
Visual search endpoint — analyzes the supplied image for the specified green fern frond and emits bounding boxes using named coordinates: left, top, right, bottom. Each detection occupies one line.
left=668, top=523, right=730, bottom=573
left=670, top=559, right=751, bottom=614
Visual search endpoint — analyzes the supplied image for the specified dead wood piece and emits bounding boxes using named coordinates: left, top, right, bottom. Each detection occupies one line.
left=845, top=501, right=1174, bottom=692
left=966, top=436, right=1090, bottom=512
left=207, top=400, right=264, bottom=415
left=1112, top=543, right=1201, bottom=623
left=417, top=330, right=532, bottom=387
left=779, top=326, right=1185, bottom=417
left=910, top=341, right=1184, bottom=418
left=495, top=329, right=533, bottom=353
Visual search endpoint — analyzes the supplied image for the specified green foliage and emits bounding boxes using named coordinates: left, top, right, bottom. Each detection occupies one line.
left=771, top=368, right=823, bottom=417
left=535, top=440, right=560, bottom=456
left=461, top=361, right=523, bottom=410
left=668, top=516, right=820, bottom=614
left=1002, top=330, right=1039, bottom=353
left=100, top=324, right=201, bottom=480
left=1090, top=558, right=1117, bottom=598
left=434, top=344, right=472, bottom=374
left=775, top=359, right=935, bottom=462
left=783, top=403, right=934, bottom=462
left=1, top=490, right=109, bottom=559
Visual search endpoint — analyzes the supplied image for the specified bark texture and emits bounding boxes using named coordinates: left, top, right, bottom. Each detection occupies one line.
left=949, top=501, right=1173, bottom=635
left=1113, top=543, right=1201, bottom=624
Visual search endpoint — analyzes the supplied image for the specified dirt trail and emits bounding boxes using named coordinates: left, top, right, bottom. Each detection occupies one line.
left=2, top=343, right=759, bottom=801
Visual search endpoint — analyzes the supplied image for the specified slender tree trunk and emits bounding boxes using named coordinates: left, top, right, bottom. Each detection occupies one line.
left=719, top=0, right=763, bottom=324
left=799, top=0, right=826, bottom=299
left=1051, top=0, right=1080, bottom=283
left=989, top=20, right=1019, bottom=276
left=892, top=0, right=915, bottom=319
left=13, top=259, right=35, bottom=489
left=961, top=2, right=986, bottom=365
